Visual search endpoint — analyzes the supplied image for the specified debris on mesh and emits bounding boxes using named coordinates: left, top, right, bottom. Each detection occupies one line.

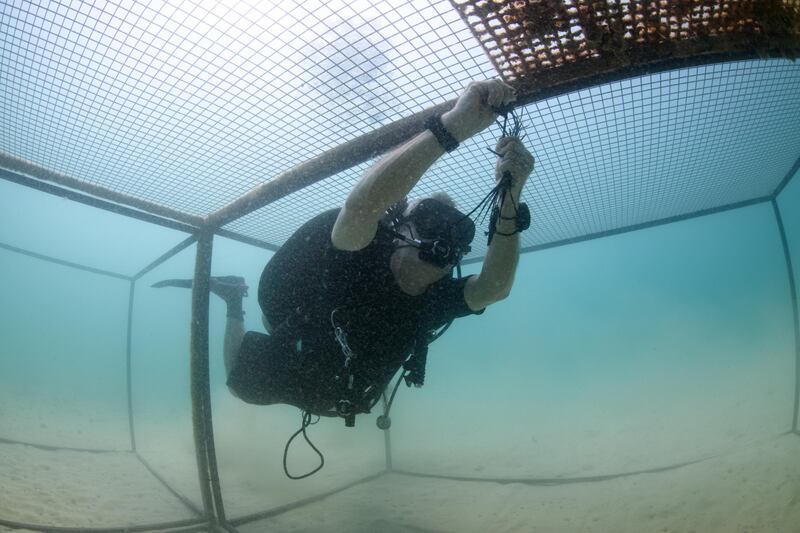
left=450, top=0, right=800, bottom=94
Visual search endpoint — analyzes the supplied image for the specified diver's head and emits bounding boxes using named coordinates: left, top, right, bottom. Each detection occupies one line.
left=399, top=193, right=475, bottom=267
left=389, top=193, right=475, bottom=293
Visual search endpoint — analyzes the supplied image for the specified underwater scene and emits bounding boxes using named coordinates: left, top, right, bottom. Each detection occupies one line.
left=2, top=1, right=800, bottom=532
left=1, top=164, right=799, bottom=532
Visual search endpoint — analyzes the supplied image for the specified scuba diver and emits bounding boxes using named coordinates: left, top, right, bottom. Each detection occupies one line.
left=155, top=79, right=534, bottom=477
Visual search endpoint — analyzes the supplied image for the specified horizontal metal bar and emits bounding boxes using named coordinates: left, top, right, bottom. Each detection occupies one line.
left=0, top=516, right=208, bottom=533
left=773, top=153, right=800, bottom=200
left=0, top=151, right=204, bottom=227
left=215, top=521, right=240, bottom=533
left=0, top=167, right=199, bottom=235
left=214, top=192, right=776, bottom=269
left=462, top=195, right=772, bottom=265
left=135, top=452, right=204, bottom=517
left=152, top=526, right=216, bottom=533
left=206, top=102, right=456, bottom=229
left=227, top=471, right=386, bottom=527
left=514, top=50, right=797, bottom=109
left=207, top=52, right=790, bottom=232
left=392, top=431, right=793, bottom=486
left=0, top=436, right=126, bottom=454
left=133, top=235, right=197, bottom=281
left=151, top=525, right=216, bottom=533
left=0, top=241, right=131, bottom=280
left=0, top=443, right=208, bottom=531
left=215, top=228, right=281, bottom=252
left=5, top=55, right=789, bottom=261
left=391, top=457, right=707, bottom=486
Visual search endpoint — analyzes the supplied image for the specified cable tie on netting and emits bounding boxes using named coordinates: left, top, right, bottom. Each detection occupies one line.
left=468, top=105, right=532, bottom=244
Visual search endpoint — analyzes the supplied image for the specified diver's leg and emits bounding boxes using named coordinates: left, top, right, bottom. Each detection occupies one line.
left=224, top=316, right=245, bottom=377
left=261, top=313, right=274, bottom=334
left=153, top=275, right=249, bottom=377
left=213, top=277, right=249, bottom=378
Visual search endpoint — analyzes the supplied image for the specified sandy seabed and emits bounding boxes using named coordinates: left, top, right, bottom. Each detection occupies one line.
left=1, top=432, right=799, bottom=533
left=245, top=436, right=800, bottom=533
left=2, top=350, right=799, bottom=533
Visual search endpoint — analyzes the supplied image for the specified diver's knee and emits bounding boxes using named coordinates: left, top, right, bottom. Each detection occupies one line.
left=262, top=313, right=274, bottom=334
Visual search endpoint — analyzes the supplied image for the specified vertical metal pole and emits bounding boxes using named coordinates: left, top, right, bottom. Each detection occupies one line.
left=772, top=200, right=800, bottom=433
left=191, top=230, right=215, bottom=522
left=206, top=390, right=227, bottom=524
left=190, top=229, right=229, bottom=525
left=126, top=279, right=137, bottom=451
left=382, top=393, right=392, bottom=471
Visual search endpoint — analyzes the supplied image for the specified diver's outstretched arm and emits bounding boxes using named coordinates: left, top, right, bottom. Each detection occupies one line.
left=464, top=136, right=534, bottom=311
left=332, top=79, right=517, bottom=252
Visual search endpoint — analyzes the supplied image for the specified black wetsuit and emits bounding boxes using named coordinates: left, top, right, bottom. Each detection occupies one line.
left=227, top=208, right=483, bottom=415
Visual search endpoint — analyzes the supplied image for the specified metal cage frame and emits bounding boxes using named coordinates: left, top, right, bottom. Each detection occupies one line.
left=1, top=0, right=800, bottom=530
left=0, top=86, right=797, bottom=533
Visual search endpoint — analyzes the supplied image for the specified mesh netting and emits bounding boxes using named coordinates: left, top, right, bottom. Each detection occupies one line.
left=225, top=59, right=800, bottom=258
left=452, top=0, right=800, bottom=95
left=0, top=0, right=494, bottom=217
left=1, top=1, right=799, bottom=257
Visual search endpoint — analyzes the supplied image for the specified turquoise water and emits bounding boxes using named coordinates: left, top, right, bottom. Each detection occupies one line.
left=0, top=169, right=798, bottom=528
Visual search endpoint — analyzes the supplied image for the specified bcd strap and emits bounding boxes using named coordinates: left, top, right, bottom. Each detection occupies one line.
left=335, top=373, right=357, bottom=428
left=403, top=335, right=429, bottom=387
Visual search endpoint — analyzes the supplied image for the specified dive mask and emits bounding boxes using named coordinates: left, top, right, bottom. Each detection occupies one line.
left=403, top=198, right=475, bottom=268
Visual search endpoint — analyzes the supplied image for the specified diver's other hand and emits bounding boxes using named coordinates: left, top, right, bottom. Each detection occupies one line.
left=495, top=136, right=534, bottom=193
left=441, top=79, right=516, bottom=142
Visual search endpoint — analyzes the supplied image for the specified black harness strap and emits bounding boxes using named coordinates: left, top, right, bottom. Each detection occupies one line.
left=403, top=335, right=429, bottom=387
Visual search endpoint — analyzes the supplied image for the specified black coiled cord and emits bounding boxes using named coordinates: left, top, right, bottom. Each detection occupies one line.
left=283, top=410, right=324, bottom=480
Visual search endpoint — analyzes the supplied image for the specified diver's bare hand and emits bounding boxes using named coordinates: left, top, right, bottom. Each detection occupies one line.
left=495, top=136, right=534, bottom=194
left=442, top=80, right=516, bottom=142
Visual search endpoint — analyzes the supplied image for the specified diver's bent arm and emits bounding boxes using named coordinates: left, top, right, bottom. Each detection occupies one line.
left=332, top=80, right=518, bottom=251
left=331, top=127, right=450, bottom=251
left=464, top=135, right=532, bottom=310
left=463, top=189, right=521, bottom=311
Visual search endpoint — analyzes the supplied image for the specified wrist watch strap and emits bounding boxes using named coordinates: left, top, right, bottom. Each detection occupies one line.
left=424, top=114, right=459, bottom=152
